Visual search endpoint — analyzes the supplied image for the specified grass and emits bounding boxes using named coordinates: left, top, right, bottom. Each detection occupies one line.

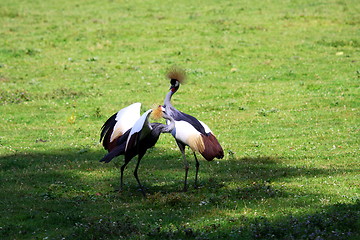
left=1, top=0, right=359, bottom=239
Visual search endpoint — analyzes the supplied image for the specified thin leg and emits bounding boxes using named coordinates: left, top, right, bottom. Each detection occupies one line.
left=183, top=158, right=189, bottom=192
left=120, top=158, right=131, bottom=191
left=134, top=154, right=146, bottom=197
left=193, top=152, right=200, bottom=189
left=177, top=141, right=189, bottom=192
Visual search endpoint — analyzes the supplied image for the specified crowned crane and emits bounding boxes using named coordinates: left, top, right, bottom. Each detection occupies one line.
left=163, top=67, right=224, bottom=191
left=100, top=104, right=175, bottom=196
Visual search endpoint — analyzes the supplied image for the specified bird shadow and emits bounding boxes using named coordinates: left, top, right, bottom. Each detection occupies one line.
left=1, top=147, right=359, bottom=239
left=1, top=148, right=357, bottom=194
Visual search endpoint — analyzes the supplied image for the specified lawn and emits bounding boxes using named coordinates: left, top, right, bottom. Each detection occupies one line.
left=1, top=0, right=359, bottom=239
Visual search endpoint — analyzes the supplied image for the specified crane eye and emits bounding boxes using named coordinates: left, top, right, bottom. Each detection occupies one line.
left=170, top=79, right=179, bottom=88
left=170, top=79, right=177, bottom=85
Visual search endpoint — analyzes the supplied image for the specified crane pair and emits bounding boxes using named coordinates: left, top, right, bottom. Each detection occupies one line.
left=100, top=68, right=224, bottom=196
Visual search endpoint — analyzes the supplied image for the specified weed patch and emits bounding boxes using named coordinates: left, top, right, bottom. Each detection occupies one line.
left=0, top=89, right=31, bottom=104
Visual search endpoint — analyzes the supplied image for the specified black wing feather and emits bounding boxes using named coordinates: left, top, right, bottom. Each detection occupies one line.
left=100, top=144, right=125, bottom=163
left=100, top=129, right=131, bottom=163
left=170, top=108, right=207, bottom=135
left=100, top=112, right=117, bottom=149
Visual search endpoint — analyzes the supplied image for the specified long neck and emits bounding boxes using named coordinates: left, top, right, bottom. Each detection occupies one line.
left=160, top=114, right=175, bottom=133
left=163, top=90, right=174, bottom=108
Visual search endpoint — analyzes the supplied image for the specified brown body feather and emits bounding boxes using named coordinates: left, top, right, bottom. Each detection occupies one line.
left=107, top=140, right=118, bottom=152
left=187, top=134, right=205, bottom=153
left=185, top=132, right=224, bottom=161
left=199, top=133, right=224, bottom=161
left=104, top=128, right=124, bottom=152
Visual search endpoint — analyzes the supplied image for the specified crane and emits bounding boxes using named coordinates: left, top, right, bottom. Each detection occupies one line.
left=163, top=67, right=224, bottom=191
left=100, top=104, right=175, bottom=196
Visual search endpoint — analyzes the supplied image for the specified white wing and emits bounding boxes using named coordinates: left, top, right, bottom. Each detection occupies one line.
left=199, top=120, right=212, bottom=133
left=172, top=120, right=205, bottom=153
left=125, top=109, right=153, bottom=151
left=110, top=102, right=141, bottom=142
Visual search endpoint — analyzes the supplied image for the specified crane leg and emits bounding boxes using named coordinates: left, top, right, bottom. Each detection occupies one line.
left=193, top=152, right=200, bottom=189
left=120, top=158, right=131, bottom=191
left=134, top=154, right=146, bottom=197
left=183, top=157, right=189, bottom=192
left=177, top=141, right=189, bottom=192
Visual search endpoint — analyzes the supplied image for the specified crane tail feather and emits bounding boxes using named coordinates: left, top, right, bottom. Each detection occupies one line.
left=199, top=133, right=224, bottom=161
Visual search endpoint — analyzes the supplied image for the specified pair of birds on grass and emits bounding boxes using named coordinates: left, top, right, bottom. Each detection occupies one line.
left=99, top=68, right=224, bottom=196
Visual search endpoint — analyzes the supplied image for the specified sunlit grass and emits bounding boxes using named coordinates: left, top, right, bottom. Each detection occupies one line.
left=1, top=0, right=359, bottom=239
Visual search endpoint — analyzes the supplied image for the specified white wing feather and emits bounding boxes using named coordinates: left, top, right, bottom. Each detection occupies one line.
left=125, top=109, right=153, bottom=151
left=172, top=120, right=200, bottom=144
left=198, top=120, right=212, bottom=133
left=110, top=102, right=141, bottom=142
left=172, top=120, right=207, bottom=152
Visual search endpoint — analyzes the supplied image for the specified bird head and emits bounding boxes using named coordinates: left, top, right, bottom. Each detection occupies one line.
left=170, top=79, right=180, bottom=93
left=166, top=66, right=186, bottom=93
left=150, top=105, right=166, bottom=120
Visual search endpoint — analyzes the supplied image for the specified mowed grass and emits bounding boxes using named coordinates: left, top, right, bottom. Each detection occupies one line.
left=1, top=0, right=359, bottom=239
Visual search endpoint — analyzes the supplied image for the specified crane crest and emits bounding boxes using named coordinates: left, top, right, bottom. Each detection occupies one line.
left=166, top=66, right=186, bottom=84
left=150, top=105, right=164, bottom=120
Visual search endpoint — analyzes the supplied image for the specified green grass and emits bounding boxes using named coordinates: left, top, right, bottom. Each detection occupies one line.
left=1, top=0, right=359, bottom=239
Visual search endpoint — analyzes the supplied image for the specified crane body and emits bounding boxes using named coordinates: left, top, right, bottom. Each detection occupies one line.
left=100, top=104, right=174, bottom=196
left=163, top=68, right=224, bottom=191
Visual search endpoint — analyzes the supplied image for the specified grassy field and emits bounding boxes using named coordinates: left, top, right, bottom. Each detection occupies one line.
left=1, top=0, right=359, bottom=239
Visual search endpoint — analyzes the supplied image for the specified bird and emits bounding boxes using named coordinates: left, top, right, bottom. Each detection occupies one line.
left=100, top=104, right=175, bottom=196
left=163, top=67, right=224, bottom=191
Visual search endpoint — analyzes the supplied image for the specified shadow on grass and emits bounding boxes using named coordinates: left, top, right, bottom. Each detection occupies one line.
left=146, top=200, right=360, bottom=240
left=1, top=149, right=359, bottom=239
